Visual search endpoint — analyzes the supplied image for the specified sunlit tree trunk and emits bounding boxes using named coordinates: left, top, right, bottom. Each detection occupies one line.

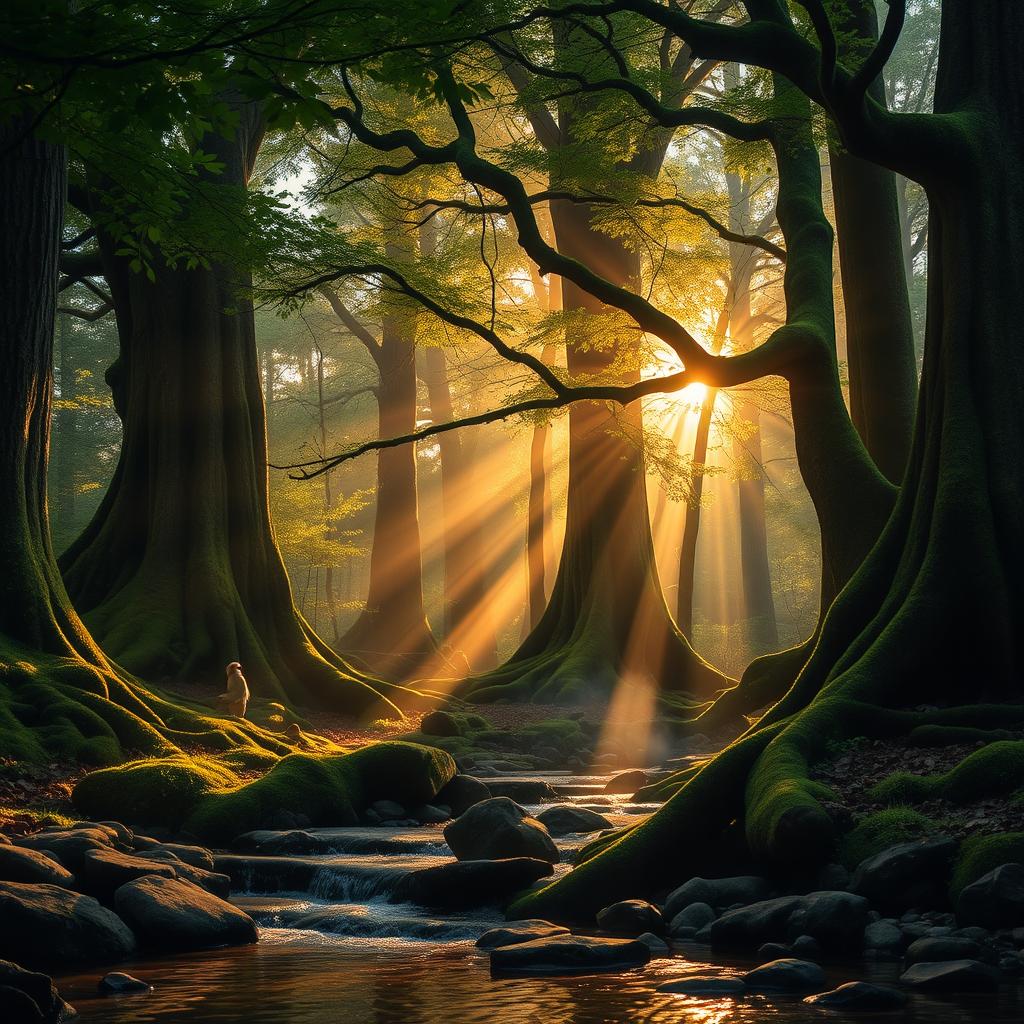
left=315, top=343, right=340, bottom=642
left=420, top=345, right=498, bottom=669
left=60, top=100, right=398, bottom=714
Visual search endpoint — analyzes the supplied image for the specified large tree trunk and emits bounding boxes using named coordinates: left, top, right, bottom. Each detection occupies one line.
left=829, top=0, right=918, bottom=484
left=60, top=102, right=400, bottom=715
left=53, top=311, right=76, bottom=544
left=509, top=2, right=1024, bottom=920
left=466, top=200, right=728, bottom=704
left=0, top=117, right=295, bottom=767
left=340, top=243, right=437, bottom=680
left=420, top=345, right=498, bottom=670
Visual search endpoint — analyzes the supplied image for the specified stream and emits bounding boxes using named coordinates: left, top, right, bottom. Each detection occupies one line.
left=53, top=771, right=1024, bottom=1023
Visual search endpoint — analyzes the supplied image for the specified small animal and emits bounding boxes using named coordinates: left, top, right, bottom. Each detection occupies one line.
left=216, top=661, right=250, bottom=718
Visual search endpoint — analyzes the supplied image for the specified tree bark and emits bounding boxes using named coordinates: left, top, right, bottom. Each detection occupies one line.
left=60, top=100, right=400, bottom=714
left=339, top=235, right=437, bottom=679
left=828, top=0, right=918, bottom=484
left=420, top=345, right=498, bottom=670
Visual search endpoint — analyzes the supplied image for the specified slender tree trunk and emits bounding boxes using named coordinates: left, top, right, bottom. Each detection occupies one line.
left=420, top=345, right=498, bottom=669
left=60, top=100, right=399, bottom=714
left=341, top=238, right=436, bottom=679
left=828, top=0, right=918, bottom=484
left=53, top=311, right=76, bottom=544
left=315, top=343, right=340, bottom=642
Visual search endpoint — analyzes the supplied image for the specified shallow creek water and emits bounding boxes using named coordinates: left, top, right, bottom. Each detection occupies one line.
left=54, top=772, right=1024, bottom=1023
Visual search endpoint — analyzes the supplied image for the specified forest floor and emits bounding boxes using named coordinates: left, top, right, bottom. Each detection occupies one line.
left=812, top=735, right=1024, bottom=841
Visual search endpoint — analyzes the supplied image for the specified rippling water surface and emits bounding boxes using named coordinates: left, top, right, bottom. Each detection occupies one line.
left=51, top=772, right=1024, bottom=1023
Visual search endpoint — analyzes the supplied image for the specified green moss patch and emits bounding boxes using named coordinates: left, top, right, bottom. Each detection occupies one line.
left=950, top=832, right=1024, bottom=896
left=869, top=740, right=1024, bottom=805
left=72, top=741, right=456, bottom=843
left=840, top=808, right=942, bottom=869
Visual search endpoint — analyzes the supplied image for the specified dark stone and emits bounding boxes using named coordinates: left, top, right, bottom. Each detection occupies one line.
left=664, top=876, right=770, bottom=918
left=0, top=960, right=74, bottom=1022
left=98, top=972, right=152, bottom=995
left=420, top=710, right=463, bottom=737
left=80, top=848, right=178, bottom=894
left=603, top=770, right=648, bottom=795
left=114, top=875, right=258, bottom=952
left=710, top=891, right=869, bottom=953
left=904, top=936, right=983, bottom=966
left=758, top=942, right=792, bottom=959
left=393, top=857, right=553, bottom=910
left=369, top=800, right=407, bottom=822
left=489, top=934, right=650, bottom=976
left=791, top=934, right=820, bottom=958
left=435, top=775, right=491, bottom=817
left=413, top=804, right=450, bottom=825
left=15, top=830, right=113, bottom=874
left=863, top=920, right=904, bottom=957
left=596, top=899, right=663, bottom=937
left=957, top=863, right=1024, bottom=929
left=0, top=881, right=135, bottom=969
left=485, top=781, right=558, bottom=803
left=742, top=958, right=826, bottom=993
left=669, top=902, right=715, bottom=935
left=804, top=981, right=907, bottom=1010
left=0, top=847, right=75, bottom=888
left=636, top=932, right=670, bottom=956
left=850, top=837, right=957, bottom=912
left=534, top=805, right=612, bottom=837
left=443, top=798, right=558, bottom=864
left=899, top=959, right=1000, bottom=992
left=137, top=843, right=214, bottom=871
left=476, top=920, right=569, bottom=949
left=658, top=977, right=746, bottom=996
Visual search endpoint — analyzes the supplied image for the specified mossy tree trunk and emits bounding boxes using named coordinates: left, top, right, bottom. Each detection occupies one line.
left=59, top=101, right=399, bottom=715
left=510, top=0, right=1024, bottom=920
left=829, top=0, right=918, bottom=485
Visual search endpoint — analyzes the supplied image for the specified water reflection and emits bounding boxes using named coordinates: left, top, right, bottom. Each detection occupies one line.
left=55, top=936, right=1024, bottom=1024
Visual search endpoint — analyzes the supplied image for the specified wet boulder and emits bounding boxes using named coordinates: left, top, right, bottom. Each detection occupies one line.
left=863, top=919, right=904, bottom=958
left=710, top=891, right=869, bottom=953
left=0, top=960, right=75, bottom=1023
left=669, top=902, right=716, bottom=935
left=664, top=876, right=770, bottom=918
left=0, top=847, right=75, bottom=889
left=0, top=881, right=135, bottom=969
left=435, top=775, right=491, bottom=817
left=80, top=848, right=178, bottom=895
left=394, top=857, right=553, bottom=911
left=485, top=781, right=558, bottom=804
left=489, top=934, right=650, bottom=976
left=15, top=829, right=114, bottom=874
left=98, top=972, right=152, bottom=995
left=596, top=899, right=664, bottom=937
left=535, top=805, right=612, bottom=837
left=956, top=863, right=1024, bottom=929
left=603, top=770, right=648, bottom=795
left=476, top=920, right=569, bottom=949
left=114, top=876, right=258, bottom=952
left=742, top=958, right=825, bottom=993
left=904, top=935, right=985, bottom=965
left=804, top=981, right=907, bottom=1010
left=850, top=837, right=957, bottom=912
left=136, top=843, right=215, bottom=871
left=443, top=798, right=558, bottom=864
left=899, top=959, right=1000, bottom=991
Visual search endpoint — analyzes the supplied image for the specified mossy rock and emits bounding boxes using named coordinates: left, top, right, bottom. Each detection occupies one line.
left=840, top=808, right=941, bottom=870
left=908, top=725, right=1015, bottom=747
left=950, top=832, right=1024, bottom=897
left=870, top=740, right=1024, bottom=805
left=72, top=741, right=456, bottom=843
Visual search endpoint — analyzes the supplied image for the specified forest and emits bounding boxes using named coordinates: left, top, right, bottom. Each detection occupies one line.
left=1, top=1, right=1023, bottom=1022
